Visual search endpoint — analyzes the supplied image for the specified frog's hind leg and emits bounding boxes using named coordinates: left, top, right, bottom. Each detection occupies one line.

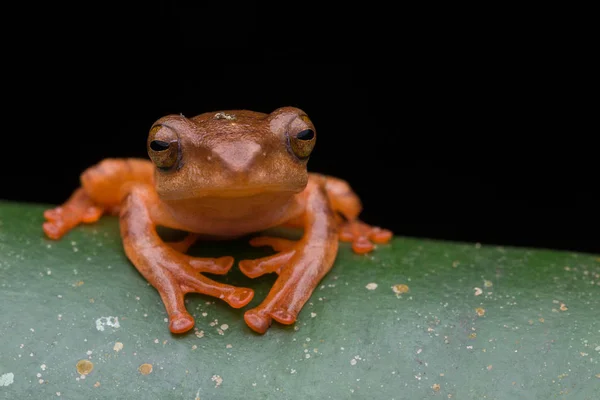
left=43, top=158, right=154, bottom=240
left=319, top=174, right=393, bottom=254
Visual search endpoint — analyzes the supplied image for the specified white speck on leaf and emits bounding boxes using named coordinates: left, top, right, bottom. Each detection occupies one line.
left=95, top=316, right=120, bottom=331
left=0, top=373, right=15, bottom=387
left=113, top=342, right=124, bottom=352
left=474, top=287, right=483, bottom=296
left=366, top=283, right=378, bottom=290
left=310, top=312, right=317, bottom=318
left=220, top=324, right=229, bottom=331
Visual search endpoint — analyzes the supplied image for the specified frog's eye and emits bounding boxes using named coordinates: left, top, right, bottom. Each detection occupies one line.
left=147, top=125, right=180, bottom=170
left=289, top=128, right=316, bottom=159
left=296, top=129, right=315, bottom=141
left=150, top=140, right=170, bottom=152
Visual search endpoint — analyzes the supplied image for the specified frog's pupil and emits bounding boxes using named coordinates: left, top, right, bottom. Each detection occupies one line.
left=151, top=140, right=170, bottom=151
left=296, top=129, right=314, bottom=141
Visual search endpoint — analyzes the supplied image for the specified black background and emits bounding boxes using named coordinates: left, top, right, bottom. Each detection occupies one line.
left=2, top=3, right=597, bottom=254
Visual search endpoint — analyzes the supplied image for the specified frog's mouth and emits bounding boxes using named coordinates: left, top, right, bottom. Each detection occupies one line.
left=161, top=185, right=302, bottom=201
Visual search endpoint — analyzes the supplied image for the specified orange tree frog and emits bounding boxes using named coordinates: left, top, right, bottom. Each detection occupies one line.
left=42, top=107, right=392, bottom=334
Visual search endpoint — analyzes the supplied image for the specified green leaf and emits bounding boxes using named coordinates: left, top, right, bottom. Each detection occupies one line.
left=1, top=200, right=599, bottom=399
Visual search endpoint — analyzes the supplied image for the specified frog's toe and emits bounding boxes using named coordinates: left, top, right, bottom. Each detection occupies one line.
left=244, top=309, right=272, bottom=334
left=270, top=308, right=296, bottom=325
left=339, top=220, right=392, bottom=254
left=43, top=207, right=63, bottom=221
left=169, top=313, right=195, bottom=334
left=249, top=236, right=297, bottom=252
left=239, top=250, right=294, bottom=278
left=351, top=236, right=375, bottom=254
left=188, top=256, right=234, bottom=275
left=224, top=287, right=254, bottom=308
left=369, top=227, right=393, bottom=243
left=43, top=221, right=64, bottom=240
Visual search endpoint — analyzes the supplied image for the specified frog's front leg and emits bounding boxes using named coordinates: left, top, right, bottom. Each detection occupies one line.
left=120, top=184, right=254, bottom=334
left=275, top=175, right=393, bottom=254
left=240, top=181, right=339, bottom=334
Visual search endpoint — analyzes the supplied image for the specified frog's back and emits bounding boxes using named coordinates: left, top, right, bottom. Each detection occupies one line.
left=191, top=110, right=268, bottom=124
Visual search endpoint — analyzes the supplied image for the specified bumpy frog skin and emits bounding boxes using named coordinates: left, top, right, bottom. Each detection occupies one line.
left=43, top=107, right=392, bottom=334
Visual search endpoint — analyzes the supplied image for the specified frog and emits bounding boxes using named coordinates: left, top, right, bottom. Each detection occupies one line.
left=42, top=107, right=392, bottom=334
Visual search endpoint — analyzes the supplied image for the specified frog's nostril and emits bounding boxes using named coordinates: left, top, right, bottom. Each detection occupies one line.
left=212, top=141, right=261, bottom=173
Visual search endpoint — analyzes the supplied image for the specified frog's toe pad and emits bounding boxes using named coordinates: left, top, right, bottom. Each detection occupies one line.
left=244, top=307, right=297, bottom=334
left=225, top=288, right=254, bottom=308
left=339, top=220, right=392, bottom=254
left=169, top=313, right=195, bottom=334
left=270, top=308, right=296, bottom=325
left=244, top=310, right=272, bottom=334
left=43, top=221, right=64, bottom=240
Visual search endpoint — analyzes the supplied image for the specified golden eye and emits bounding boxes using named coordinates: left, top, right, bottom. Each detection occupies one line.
left=289, top=128, right=316, bottom=159
left=147, top=125, right=180, bottom=170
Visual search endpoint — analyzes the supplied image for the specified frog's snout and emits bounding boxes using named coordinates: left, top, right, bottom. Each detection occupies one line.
left=212, top=140, right=261, bottom=176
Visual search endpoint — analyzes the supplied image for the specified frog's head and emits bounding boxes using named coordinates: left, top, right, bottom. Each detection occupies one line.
left=147, top=107, right=316, bottom=200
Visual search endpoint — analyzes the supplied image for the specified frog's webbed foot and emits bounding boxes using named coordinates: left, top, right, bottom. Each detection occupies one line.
left=239, top=237, right=297, bottom=278
left=131, top=250, right=253, bottom=334
left=339, top=219, right=392, bottom=254
left=240, top=231, right=335, bottom=334
left=239, top=235, right=302, bottom=332
left=151, top=254, right=254, bottom=333
left=43, top=188, right=104, bottom=240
